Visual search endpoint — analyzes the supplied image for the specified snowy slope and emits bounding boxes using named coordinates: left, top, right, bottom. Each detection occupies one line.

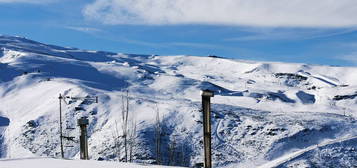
left=257, top=135, right=357, bottom=168
left=0, top=35, right=357, bottom=167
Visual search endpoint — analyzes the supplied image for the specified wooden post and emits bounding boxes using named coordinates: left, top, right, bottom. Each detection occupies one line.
left=78, top=117, right=89, bottom=160
left=59, top=94, right=64, bottom=158
left=201, top=90, right=214, bottom=168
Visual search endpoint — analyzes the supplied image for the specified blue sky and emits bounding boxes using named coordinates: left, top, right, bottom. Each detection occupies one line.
left=1, top=0, right=357, bottom=66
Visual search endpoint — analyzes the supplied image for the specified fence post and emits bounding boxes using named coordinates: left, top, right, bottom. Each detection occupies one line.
left=201, top=90, right=214, bottom=168
left=78, top=117, right=89, bottom=160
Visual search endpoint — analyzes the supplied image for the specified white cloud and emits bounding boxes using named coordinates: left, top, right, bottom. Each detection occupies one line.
left=83, top=0, right=357, bottom=27
left=0, top=0, right=56, bottom=4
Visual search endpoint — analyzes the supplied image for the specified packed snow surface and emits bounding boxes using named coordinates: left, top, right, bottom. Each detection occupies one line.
left=0, top=157, right=182, bottom=168
left=0, top=35, right=357, bottom=167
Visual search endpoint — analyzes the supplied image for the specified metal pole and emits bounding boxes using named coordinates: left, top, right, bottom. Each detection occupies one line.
left=78, top=117, right=89, bottom=160
left=201, top=90, right=214, bottom=168
left=59, top=94, right=64, bottom=158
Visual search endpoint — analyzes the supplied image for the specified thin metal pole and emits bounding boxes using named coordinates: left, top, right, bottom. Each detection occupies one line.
left=59, top=94, right=64, bottom=158
left=124, top=90, right=129, bottom=162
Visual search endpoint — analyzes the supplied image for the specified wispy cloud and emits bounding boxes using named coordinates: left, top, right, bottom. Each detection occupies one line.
left=77, top=30, right=163, bottom=48
left=337, top=42, right=357, bottom=48
left=225, top=28, right=357, bottom=41
left=65, top=26, right=102, bottom=33
left=0, top=0, right=57, bottom=3
left=168, top=42, right=226, bottom=49
left=337, top=52, right=357, bottom=65
left=83, top=0, right=357, bottom=27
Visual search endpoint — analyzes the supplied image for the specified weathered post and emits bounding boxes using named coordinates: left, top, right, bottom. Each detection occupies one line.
left=78, top=117, right=89, bottom=160
left=201, top=90, right=214, bottom=168
left=58, top=94, right=64, bottom=158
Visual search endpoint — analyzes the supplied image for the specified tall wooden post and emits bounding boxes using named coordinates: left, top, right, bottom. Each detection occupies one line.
left=78, top=117, right=89, bottom=160
left=58, top=94, right=64, bottom=158
left=201, top=90, right=214, bottom=168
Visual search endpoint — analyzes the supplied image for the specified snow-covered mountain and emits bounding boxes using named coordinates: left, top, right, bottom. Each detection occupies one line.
left=0, top=35, right=357, bottom=168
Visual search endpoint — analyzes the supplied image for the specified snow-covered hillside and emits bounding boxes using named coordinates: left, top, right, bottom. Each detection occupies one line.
left=0, top=35, right=357, bottom=167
